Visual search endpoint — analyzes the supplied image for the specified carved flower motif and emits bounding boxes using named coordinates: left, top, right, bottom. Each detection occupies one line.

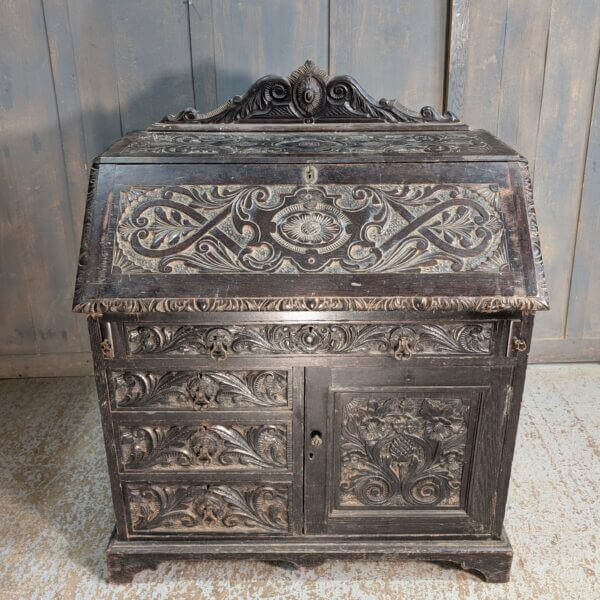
left=187, top=374, right=219, bottom=408
left=281, top=211, right=341, bottom=245
left=189, top=428, right=223, bottom=464
left=420, top=399, right=465, bottom=441
left=192, top=490, right=225, bottom=525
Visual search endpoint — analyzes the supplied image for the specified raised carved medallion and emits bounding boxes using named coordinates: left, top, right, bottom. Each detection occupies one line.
left=119, top=424, right=288, bottom=471
left=126, top=483, right=289, bottom=533
left=161, top=60, right=456, bottom=124
left=338, top=394, right=470, bottom=508
left=125, top=323, right=493, bottom=358
left=120, top=131, right=492, bottom=156
left=111, top=370, right=288, bottom=410
left=113, top=183, right=508, bottom=275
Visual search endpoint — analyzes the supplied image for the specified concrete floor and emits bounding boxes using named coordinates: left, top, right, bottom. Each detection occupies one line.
left=0, top=364, right=598, bottom=599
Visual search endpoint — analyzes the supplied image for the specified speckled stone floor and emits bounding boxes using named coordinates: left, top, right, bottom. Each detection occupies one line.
left=0, top=364, right=598, bottom=599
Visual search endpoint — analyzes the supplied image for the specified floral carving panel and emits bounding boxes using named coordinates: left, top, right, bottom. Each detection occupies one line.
left=119, top=424, right=289, bottom=471
left=125, top=323, right=493, bottom=358
left=113, top=183, right=508, bottom=275
left=110, top=369, right=289, bottom=410
left=338, top=393, right=472, bottom=508
left=126, top=483, right=289, bottom=533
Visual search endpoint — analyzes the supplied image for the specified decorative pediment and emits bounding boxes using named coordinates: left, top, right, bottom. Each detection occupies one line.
left=162, top=60, right=458, bottom=125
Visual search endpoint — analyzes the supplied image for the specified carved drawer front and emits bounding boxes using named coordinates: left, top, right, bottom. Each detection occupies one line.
left=108, top=368, right=291, bottom=411
left=117, top=421, right=291, bottom=472
left=124, top=321, right=497, bottom=359
left=124, top=481, right=291, bottom=535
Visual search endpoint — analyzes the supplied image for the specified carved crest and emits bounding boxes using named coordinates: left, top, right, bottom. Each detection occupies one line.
left=162, top=60, right=457, bottom=124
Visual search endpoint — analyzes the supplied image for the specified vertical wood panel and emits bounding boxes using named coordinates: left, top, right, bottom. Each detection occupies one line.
left=567, top=55, right=600, bottom=339
left=330, top=0, right=447, bottom=111
left=445, top=0, right=470, bottom=118
left=211, top=0, right=328, bottom=103
left=0, top=0, right=85, bottom=355
left=110, top=0, right=195, bottom=131
left=189, top=0, right=217, bottom=113
left=532, top=0, right=600, bottom=341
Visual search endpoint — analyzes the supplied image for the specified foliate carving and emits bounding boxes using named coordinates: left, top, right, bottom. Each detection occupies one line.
left=113, top=183, right=508, bottom=275
left=119, top=424, right=288, bottom=471
left=161, top=60, right=457, bottom=124
left=120, top=131, right=492, bottom=156
left=111, top=370, right=288, bottom=410
left=126, top=483, right=289, bottom=533
left=126, top=323, right=493, bottom=357
left=518, top=162, right=549, bottom=309
left=75, top=295, right=549, bottom=314
left=339, top=395, right=470, bottom=507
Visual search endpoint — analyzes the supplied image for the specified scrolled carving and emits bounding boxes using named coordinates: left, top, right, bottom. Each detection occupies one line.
left=126, top=483, right=289, bottom=533
left=119, top=424, right=288, bottom=471
left=111, top=369, right=288, bottom=410
left=161, top=60, right=457, bottom=124
left=339, top=394, right=470, bottom=508
left=125, top=323, right=493, bottom=357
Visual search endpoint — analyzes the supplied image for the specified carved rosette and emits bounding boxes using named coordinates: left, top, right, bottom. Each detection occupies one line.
left=113, top=183, right=508, bottom=276
left=125, top=323, right=493, bottom=358
left=119, top=424, right=288, bottom=471
left=338, top=394, right=470, bottom=508
left=126, top=483, right=289, bottom=533
left=111, top=370, right=288, bottom=410
left=161, top=60, right=457, bottom=124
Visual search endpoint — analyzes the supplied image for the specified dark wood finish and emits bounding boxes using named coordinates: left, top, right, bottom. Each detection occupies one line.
left=74, top=63, right=547, bottom=584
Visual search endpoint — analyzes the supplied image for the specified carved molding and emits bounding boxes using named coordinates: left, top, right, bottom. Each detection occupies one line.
left=119, top=424, right=288, bottom=471
left=339, top=394, right=470, bottom=507
left=120, top=131, right=491, bottom=156
left=518, top=161, right=549, bottom=309
left=111, top=370, right=288, bottom=410
left=113, top=183, right=508, bottom=276
left=75, top=295, right=547, bottom=314
left=161, top=60, right=457, bottom=125
left=126, top=483, right=289, bottom=533
left=125, top=323, right=493, bottom=358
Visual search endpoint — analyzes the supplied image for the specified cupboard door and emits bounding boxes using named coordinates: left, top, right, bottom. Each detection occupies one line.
left=304, top=365, right=513, bottom=536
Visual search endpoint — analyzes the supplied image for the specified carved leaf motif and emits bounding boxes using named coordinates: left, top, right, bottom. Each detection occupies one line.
left=112, top=369, right=288, bottom=410
left=125, top=323, right=493, bottom=357
left=119, top=424, right=288, bottom=471
left=127, top=483, right=289, bottom=533
left=339, top=395, right=470, bottom=508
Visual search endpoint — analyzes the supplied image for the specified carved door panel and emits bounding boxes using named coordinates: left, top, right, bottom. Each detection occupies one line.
left=304, top=365, right=513, bottom=536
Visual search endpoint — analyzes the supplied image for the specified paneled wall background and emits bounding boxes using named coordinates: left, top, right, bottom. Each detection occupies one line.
left=0, top=0, right=598, bottom=376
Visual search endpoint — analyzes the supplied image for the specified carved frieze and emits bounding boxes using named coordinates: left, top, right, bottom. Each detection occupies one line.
left=113, top=183, right=508, bottom=276
left=120, top=131, right=492, bottom=156
left=111, top=370, right=289, bottom=410
left=125, top=323, right=493, bottom=358
left=338, top=394, right=470, bottom=508
left=119, top=424, right=288, bottom=471
left=126, top=483, right=289, bottom=533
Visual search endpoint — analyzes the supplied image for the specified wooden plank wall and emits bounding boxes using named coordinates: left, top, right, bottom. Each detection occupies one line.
left=0, top=0, right=598, bottom=376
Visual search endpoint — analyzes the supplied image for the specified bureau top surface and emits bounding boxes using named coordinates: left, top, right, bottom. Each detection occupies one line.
left=73, top=62, right=548, bottom=315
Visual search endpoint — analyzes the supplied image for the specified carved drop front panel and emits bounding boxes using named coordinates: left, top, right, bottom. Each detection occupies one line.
left=118, top=423, right=290, bottom=472
left=335, top=391, right=475, bottom=510
left=110, top=369, right=290, bottom=411
left=113, top=183, right=509, bottom=276
left=124, top=322, right=495, bottom=358
left=125, top=482, right=290, bottom=534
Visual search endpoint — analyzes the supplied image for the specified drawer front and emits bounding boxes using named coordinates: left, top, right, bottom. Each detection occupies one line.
left=124, top=481, right=291, bottom=535
left=117, top=420, right=291, bottom=472
left=108, top=368, right=291, bottom=411
left=124, top=321, right=500, bottom=359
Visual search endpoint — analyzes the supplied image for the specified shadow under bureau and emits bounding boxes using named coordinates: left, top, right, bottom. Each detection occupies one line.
left=73, top=62, right=548, bottom=583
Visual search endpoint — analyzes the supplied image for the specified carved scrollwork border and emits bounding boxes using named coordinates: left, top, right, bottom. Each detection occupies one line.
left=74, top=294, right=548, bottom=315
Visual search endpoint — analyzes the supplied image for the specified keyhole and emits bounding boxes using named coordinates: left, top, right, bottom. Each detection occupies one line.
left=303, top=165, right=318, bottom=185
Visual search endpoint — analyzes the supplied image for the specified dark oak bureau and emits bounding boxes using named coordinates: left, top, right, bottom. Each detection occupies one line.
left=73, top=61, right=548, bottom=583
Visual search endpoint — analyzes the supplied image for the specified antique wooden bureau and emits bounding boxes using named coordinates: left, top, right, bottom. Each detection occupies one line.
left=73, top=62, right=548, bottom=583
